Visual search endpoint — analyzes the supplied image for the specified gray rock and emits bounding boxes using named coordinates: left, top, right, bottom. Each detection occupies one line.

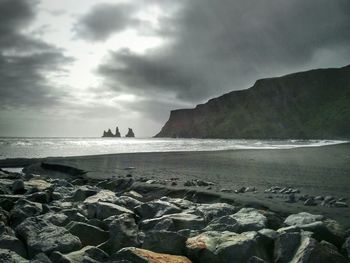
left=344, top=237, right=350, bottom=259
left=66, top=221, right=109, bottom=247
left=0, top=235, right=27, bottom=258
left=140, top=213, right=205, bottom=232
left=15, top=217, right=82, bottom=258
left=96, top=178, right=134, bottom=192
left=95, top=202, right=134, bottom=220
left=10, top=199, right=43, bottom=226
left=0, top=248, right=29, bottom=263
left=12, top=180, right=26, bottom=195
left=68, top=186, right=98, bottom=202
left=159, top=197, right=194, bottom=210
left=83, top=190, right=118, bottom=205
left=203, top=215, right=239, bottom=232
left=98, top=213, right=139, bottom=255
left=142, top=230, right=187, bottom=255
left=284, top=212, right=324, bottom=226
left=195, top=203, right=237, bottom=222
left=231, top=208, right=268, bottom=232
left=114, top=196, right=143, bottom=210
left=50, top=246, right=109, bottom=263
left=135, top=200, right=182, bottom=219
left=38, top=212, right=69, bottom=226
left=304, top=198, right=317, bottom=206
left=334, top=201, right=348, bottom=208
left=186, top=231, right=269, bottom=263
left=274, top=232, right=301, bottom=263
left=26, top=191, right=50, bottom=204
left=30, top=253, right=52, bottom=263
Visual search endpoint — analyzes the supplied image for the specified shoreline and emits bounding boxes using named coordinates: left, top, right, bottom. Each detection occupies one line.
left=1, top=143, right=349, bottom=227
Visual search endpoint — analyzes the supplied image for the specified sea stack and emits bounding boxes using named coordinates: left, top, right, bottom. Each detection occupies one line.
left=125, top=128, right=135, bottom=137
left=102, top=126, right=121, bottom=137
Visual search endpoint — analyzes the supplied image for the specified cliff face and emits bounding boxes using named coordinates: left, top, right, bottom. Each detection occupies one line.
left=155, top=65, right=350, bottom=139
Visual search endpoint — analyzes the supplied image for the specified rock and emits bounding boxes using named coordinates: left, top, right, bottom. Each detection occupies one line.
left=10, top=199, right=43, bottom=226
left=12, top=180, right=26, bottom=195
left=135, top=200, right=182, bottom=219
left=84, top=190, right=117, bottom=204
left=68, top=186, right=98, bottom=202
left=38, top=212, right=69, bottom=226
left=304, top=198, right=317, bottom=206
left=249, top=256, right=268, bottom=263
left=125, top=128, right=135, bottom=137
left=15, top=217, right=82, bottom=258
left=96, top=178, right=134, bottom=193
left=142, top=230, right=187, bottom=255
left=195, top=203, right=237, bottom=222
left=140, top=213, right=205, bottom=232
left=343, top=237, right=350, bottom=259
left=95, top=202, right=134, bottom=220
left=61, top=209, right=88, bottom=223
left=112, top=247, right=191, bottom=263
left=284, top=212, right=324, bottom=226
left=0, top=235, right=27, bottom=258
left=115, top=195, right=143, bottom=210
left=66, top=221, right=109, bottom=247
left=274, top=232, right=302, bottom=263
left=203, top=215, right=239, bottom=232
left=26, top=191, right=51, bottom=204
left=0, top=195, right=23, bottom=211
left=30, top=253, right=52, bottom=263
left=334, top=201, right=348, bottom=208
left=159, top=197, right=194, bottom=210
left=186, top=231, right=268, bottom=263
left=98, top=213, right=139, bottom=255
left=50, top=246, right=109, bottom=263
left=0, top=248, right=29, bottom=263
left=231, top=208, right=268, bottom=232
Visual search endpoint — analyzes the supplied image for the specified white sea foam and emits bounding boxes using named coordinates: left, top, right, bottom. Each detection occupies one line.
left=0, top=137, right=347, bottom=159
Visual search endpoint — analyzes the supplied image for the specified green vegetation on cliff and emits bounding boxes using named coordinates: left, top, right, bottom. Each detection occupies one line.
left=156, top=65, right=350, bottom=139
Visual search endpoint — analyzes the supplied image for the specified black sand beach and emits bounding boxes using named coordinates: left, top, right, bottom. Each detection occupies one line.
left=2, top=143, right=350, bottom=227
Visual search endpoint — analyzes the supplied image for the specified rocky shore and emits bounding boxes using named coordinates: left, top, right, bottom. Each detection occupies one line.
left=0, top=167, right=349, bottom=262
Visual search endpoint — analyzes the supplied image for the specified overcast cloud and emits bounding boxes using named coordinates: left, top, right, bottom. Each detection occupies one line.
left=0, top=0, right=349, bottom=136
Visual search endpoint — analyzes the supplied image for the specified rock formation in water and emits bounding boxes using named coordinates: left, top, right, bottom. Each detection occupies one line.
left=125, top=128, right=135, bottom=138
left=155, top=65, right=350, bottom=139
left=102, top=126, right=121, bottom=138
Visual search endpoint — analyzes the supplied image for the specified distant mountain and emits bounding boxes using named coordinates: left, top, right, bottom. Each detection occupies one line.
left=155, top=65, right=350, bottom=139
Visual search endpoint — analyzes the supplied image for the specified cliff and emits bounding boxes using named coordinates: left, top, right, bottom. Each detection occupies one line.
left=102, top=126, right=121, bottom=138
left=125, top=128, right=135, bottom=138
left=155, top=65, right=350, bottom=139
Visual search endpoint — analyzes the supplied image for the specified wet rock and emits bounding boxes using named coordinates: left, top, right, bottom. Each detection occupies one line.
left=231, top=208, right=268, bottom=232
left=10, top=199, right=43, bottom=226
left=135, top=200, right=182, bottom=219
left=112, top=247, right=192, bottom=263
left=186, top=231, right=268, bottom=263
left=142, top=230, right=187, bottom=255
left=195, top=203, right=237, bottom=222
left=50, top=246, right=109, bottom=263
left=66, top=221, right=109, bottom=247
left=12, top=180, right=26, bottom=195
left=0, top=248, right=29, bottom=263
left=98, top=213, right=139, bottom=255
left=0, top=235, right=27, bottom=258
left=15, top=217, right=82, bottom=258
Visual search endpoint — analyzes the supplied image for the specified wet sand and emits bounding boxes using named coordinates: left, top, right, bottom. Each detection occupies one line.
left=1, top=143, right=350, bottom=227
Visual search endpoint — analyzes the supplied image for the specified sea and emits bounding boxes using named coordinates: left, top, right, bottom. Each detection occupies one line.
left=0, top=137, right=347, bottom=159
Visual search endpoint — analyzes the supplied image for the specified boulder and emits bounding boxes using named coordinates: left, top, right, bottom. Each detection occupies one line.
left=112, top=247, right=192, bottom=263
left=84, top=190, right=117, bottom=204
left=186, top=231, right=269, bottom=263
left=284, top=212, right=324, bottom=226
left=95, top=202, right=134, bottom=220
left=10, top=199, right=43, bottom=226
left=115, top=195, right=143, bottom=210
left=15, top=217, right=82, bottom=258
left=274, top=232, right=302, bottom=263
left=50, top=246, right=109, bottom=263
left=96, top=178, right=134, bottom=193
left=0, top=235, right=27, bottom=258
left=142, top=230, right=187, bottom=255
left=231, top=208, right=268, bottom=232
left=66, top=221, right=109, bottom=247
left=12, top=180, right=26, bottom=195
left=26, top=191, right=50, bottom=204
left=37, top=212, right=69, bottom=226
left=0, top=248, right=29, bottom=263
left=203, top=215, right=239, bottom=232
left=98, top=213, right=140, bottom=255
left=195, top=203, right=237, bottom=222
left=68, top=186, right=98, bottom=202
left=135, top=200, right=182, bottom=219
left=140, top=213, right=205, bottom=232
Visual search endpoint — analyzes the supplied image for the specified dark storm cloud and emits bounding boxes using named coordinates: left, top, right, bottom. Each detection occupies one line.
left=98, top=0, right=350, bottom=102
left=0, top=0, right=73, bottom=109
left=73, top=3, right=140, bottom=41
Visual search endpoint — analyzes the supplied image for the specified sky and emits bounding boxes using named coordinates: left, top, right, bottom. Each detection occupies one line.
left=0, top=0, right=349, bottom=137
